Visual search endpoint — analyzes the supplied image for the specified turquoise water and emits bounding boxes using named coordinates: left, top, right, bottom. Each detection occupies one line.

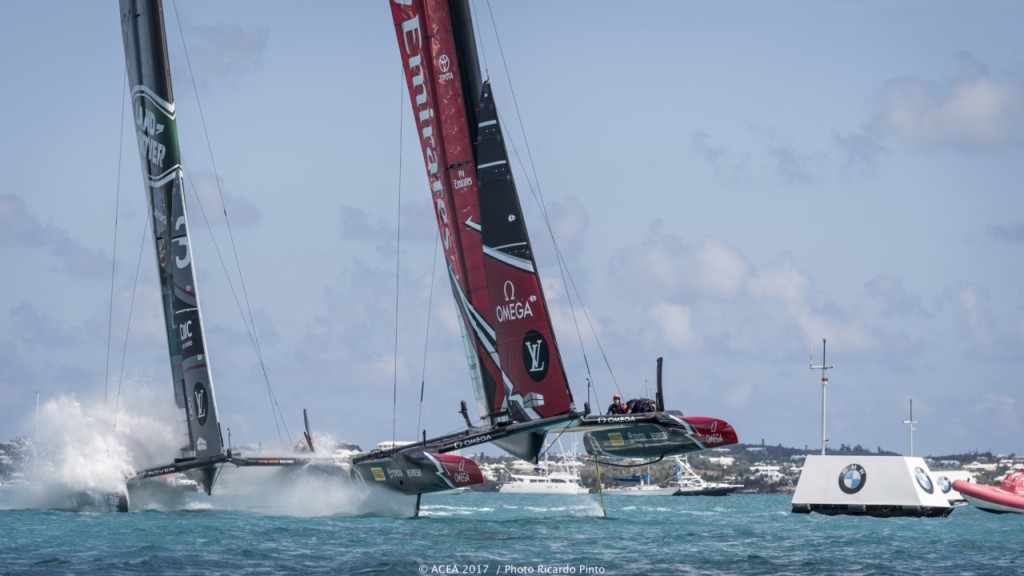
left=1, top=493, right=1021, bottom=576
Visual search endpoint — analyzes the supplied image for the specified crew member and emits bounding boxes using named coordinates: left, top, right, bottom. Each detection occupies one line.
left=607, top=393, right=630, bottom=415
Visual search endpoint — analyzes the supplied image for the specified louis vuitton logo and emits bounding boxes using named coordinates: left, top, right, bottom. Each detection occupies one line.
left=525, top=339, right=545, bottom=373
left=194, top=387, right=207, bottom=419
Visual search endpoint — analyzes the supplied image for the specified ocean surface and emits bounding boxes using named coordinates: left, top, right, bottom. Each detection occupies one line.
left=1, top=491, right=1021, bottom=576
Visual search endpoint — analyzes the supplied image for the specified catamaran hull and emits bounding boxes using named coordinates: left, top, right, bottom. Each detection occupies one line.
left=231, top=450, right=483, bottom=497
left=579, top=413, right=738, bottom=460
left=352, top=452, right=483, bottom=496
left=65, top=490, right=129, bottom=513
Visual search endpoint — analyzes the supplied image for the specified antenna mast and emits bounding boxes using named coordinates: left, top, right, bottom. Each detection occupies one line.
left=903, top=398, right=917, bottom=457
left=809, top=339, right=835, bottom=456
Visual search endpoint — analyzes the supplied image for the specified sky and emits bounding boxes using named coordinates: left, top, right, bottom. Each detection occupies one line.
left=1, top=1, right=1022, bottom=462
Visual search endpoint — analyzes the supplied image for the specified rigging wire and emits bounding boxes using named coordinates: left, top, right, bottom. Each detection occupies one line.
left=108, top=62, right=188, bottom=447
left=392, top=69, right=405, bottom=444
left=471, top=3, right=489, bottom=81
left=392, top=59, right=449, bottom=438
left=179, top=168, right=290, bottom=445
left=113, top=217, right=151, bottom=433
left=417, top=234, right=440, bottom=437
left=106, top=69, right=128, bottom=409
left=481, top=1, right=621, bottom=397
left=170, top=1, right=291, bottom=445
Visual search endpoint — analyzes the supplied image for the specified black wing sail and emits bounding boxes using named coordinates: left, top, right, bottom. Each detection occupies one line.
left=120, top=0, right=225, bottom=493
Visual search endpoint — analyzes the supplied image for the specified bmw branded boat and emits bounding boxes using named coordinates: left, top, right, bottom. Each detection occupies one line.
left=791, top=455, right=953, bottom=517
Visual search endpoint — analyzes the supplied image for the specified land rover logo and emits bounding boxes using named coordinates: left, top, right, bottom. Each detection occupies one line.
left=193, top=383, right=209, bottom=426
left=914, top=467, right=934, bottom=494
left=522, top=330, right=549, bottom=381
left=838, top=464, right=867, bottom=494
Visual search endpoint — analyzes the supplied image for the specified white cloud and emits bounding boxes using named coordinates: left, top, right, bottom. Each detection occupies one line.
left=370, top=353, right=407, bottom=385
left=611, top=233, right=749, bottom=303
left=864, top=274, right=929, bottom=319
left=545, top=196, right=590, bottom=261
left=691, top=130, right=727, bottom=173
left=747, top=259, right=808, bottom=305
left=970, top=393, right=1019, bottom=438
left=939, top=282, right=1001, bottom=355
left=725, top=383, right=752, bottom=408
left=338, top=205, right=395, bottom=257
left=0, top=194, right=47, bottom=245
left=832, top=129, right=889, bottom=178
left=690, top=131, right=750, bottom=181
left=748, top=125, right=828, bottom=185
left=647, top=303, right=700, bottom=351
left=171, top=19, right=268, bottom=89
left=748, top=259, right=872, bottom=349
left=767, top=141, right=827, bottom=185
left=188, top=170, right=262, bottom=228
left=871, top=52, right=1024, bottom=151
left=0, top=194, right=109, bottom=279
left=695, top=238, right=749, bottom=298
left=985, top=221, right=1024, bottom=243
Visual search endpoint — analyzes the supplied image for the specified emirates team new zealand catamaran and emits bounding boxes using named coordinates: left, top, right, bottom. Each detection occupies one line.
left=120, top=0, right=481, bottom=513
left=389, top=0, right=738, bottom=465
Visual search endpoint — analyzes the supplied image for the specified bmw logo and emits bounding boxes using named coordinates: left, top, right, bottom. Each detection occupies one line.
left=838, top=464, right=867, bottom=494
left=937, top=476, right=952, bottom=494
left=914, top=467, right=934, bottom=493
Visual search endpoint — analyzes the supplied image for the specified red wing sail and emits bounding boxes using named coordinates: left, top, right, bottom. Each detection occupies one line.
left=476, top=83, right=574, bottom=419
left=392, top=0, right=575, bottom=427
left=392, top=0, right=508, bottom=423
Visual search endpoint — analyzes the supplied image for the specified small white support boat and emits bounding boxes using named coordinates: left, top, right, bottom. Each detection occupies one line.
left=604, top=470, right=677, bottom=496
left=498, top=451, right=590, bottom=495
left=671, top=456, right=743, bottom=496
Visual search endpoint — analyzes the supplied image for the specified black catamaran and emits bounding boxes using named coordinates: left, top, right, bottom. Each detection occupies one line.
left=390, top=0, right=739, bottom=464
left=120, top=0, right=482, bottom=511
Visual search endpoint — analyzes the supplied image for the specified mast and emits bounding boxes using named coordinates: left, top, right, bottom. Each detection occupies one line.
left=448, top=0, right=482, bottom=133
left=120, top=0, right=224, bottom=494
left=903, top=399, right=917, bottom=457
left=809, top=339, right=834, bottom=456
